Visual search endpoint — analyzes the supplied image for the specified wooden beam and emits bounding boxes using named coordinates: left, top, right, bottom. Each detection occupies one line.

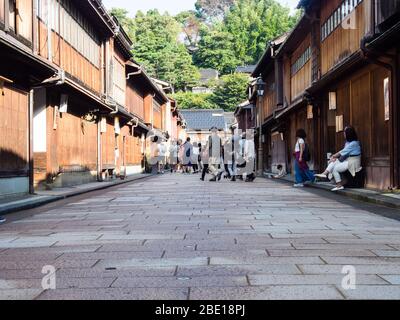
left=0, top=75, right=14, bottom=83
left=0, top=75, right=13, bottom=95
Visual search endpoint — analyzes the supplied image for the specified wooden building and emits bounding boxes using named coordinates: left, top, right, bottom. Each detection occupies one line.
left=0, top=0, right=176, bottom=198
left=253, top=0, right=400, bottom=190
left=0, top=0, right=56, bottom=198
left=234, top=101, right=256, bottom=133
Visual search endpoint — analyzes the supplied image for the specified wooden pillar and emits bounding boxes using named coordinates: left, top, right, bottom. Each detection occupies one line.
left=28, top=89, right=34, bottom=194
left=393, top=51, right=400, bottom=188
left=4, top=0, right=9, bottom=32
left=144, top=94, right=153, bottom=127
left=275, top=57, right=284, bottom=107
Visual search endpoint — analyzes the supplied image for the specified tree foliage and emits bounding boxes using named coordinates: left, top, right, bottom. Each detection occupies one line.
left=210, top=73, right=249, bottom=112
left=110, top=8, right=136, bottom=42
left=109, top=0, right=300, bottom=109
left=195, top=0, right=300, bottom=72
left=171, top=92, right=217, bottom=110
left=193, top=26, right=240, bottom=74
left=133, top=10, right=200, bottom=91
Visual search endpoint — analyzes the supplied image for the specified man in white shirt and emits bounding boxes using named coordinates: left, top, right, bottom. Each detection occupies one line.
left=158, top=140, right=167, bottom=174
left=243, top=130, right=256, bottom=182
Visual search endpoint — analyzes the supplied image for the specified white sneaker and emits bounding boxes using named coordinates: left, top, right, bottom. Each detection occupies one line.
left=0, top=216, right=6, bottom=224
left=315, top=173, right=328, bottom=180
left=293, top=183, right=305, bottom=188
left=331, top=186, right=345, bottom=192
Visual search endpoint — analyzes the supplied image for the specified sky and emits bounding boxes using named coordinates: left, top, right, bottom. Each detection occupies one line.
left=102, top=0, right=299, bottom=16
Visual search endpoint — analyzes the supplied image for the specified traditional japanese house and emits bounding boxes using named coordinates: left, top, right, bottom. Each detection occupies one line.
left=30, top=0, right=127, bottom=188
left=250, top=34, right=289, bottom=174
left=125, top=64, right=170, bottom=174
left=253, top=0, right=400, bottom=190
left=298, top=0, right=400, bottom=190
left=0, top=0, right=56, bottom=198
left=234, top=101, right=256, bottom=133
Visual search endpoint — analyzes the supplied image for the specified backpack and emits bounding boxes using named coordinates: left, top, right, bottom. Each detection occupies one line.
left=303, top=143, right=311, bottom=162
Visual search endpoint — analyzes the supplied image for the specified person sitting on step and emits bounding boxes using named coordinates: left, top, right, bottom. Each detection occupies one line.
left=315, top=126, right=362, bottom=192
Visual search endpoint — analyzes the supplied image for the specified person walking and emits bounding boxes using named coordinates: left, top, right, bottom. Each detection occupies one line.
left=177, top=139, right=184, bottom=173
left=168, top=139, right=178, bottom=173
left=293, top=129, right=315, bottom=187
left=198, top=143, right=203, bottom=172
left=315, top=126, right=362, bottom=191
left=158, top=139, right=167, bottom=174
left=243, top=130, right=256, bottom=182
left=192, top=142, right=200, bottom=174
left=222, top=138, right=234, bottom=179
left=200, top=140, right=209, bottom=181
left=182, top=137, right=193, bottom=174
left=207, top=127, right=223, bottom=182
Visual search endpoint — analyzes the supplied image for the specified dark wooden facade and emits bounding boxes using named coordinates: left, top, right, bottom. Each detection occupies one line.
left=253, top=0, right=400, bottom=190
left=0, top=0, right=174, bottom=197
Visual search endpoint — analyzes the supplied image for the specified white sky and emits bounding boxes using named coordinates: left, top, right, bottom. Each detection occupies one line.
left=102, top=0, right=299, bottom=16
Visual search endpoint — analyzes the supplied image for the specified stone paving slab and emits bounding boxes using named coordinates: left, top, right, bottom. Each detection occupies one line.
left=111, top=276, right=248, bottom=288
left=0, top=289, right=43, bottom=300
left=338, top=286, right=400, bottom=300
left=176, top=265, right=303, bottom=277
left=248, top=274, right=387, bottom=286
left=189, top=286, right=344, bottom=300
left=36, top=288, right=189, bottom=300
left=1, top=174, right=400, bottom=299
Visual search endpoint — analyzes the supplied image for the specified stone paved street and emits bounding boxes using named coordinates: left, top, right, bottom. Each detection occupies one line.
left=1, top=174, right=400, bottom=300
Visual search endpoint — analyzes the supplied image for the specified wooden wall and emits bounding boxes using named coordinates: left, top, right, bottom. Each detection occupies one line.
left=153, top=101, right=162, bottom=130
left=56, top=112, right=97, bottom=171
left=101, top=121, right=116, bottom=168
left=0, top=0, right=32, bottom=42
left=0, top=85, right=29, bottom=176
left=144, top=94, right=152, bottom=124
left=322, top=64, right=390, bottom=189
left=283, top=56, right=292, bottom=106
left=38, top=21, right=101, bottom=93
left=113, top=49, right=126, bottom=106
left=262, top=72, right=276, bottom=120
left=16, top=0, right=33, bottom=42
left=291, top=34, right=312, bottom=101
left=126, top=83, right=145, bottom=120
left=119, top=127, right=143, bottom=166
left=44, top=99, right=98, bottom=176
left=320, top=0, right=368, bottom=75
left=0, top=0, right=4, bottom=24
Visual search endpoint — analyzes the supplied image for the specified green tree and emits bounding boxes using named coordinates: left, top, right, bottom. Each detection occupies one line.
left=194, top=0, right=300, bottom=74
left=193, top=25, right=240, bottom=74
left=132, top=10, right=200, bottom=91
left=210, top=73, right=249, bottom=111
left=171, top=92, right=217, bottom=109
left=110, top=8, right=136, bottom=42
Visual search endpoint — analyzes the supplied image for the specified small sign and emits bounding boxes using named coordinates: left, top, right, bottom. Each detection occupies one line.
left=384, top=77, right=390, bottom=121
left=307, top=105, right=314, bottom=119
left=100, top=117, right=107, bottom=133
left=329, top=92, right=337, bottom=110
left=114, top=116, right=120, bottom=135
left=59, top=94, right=68, bottom=113
left=336, top=115, right=343, bottom=132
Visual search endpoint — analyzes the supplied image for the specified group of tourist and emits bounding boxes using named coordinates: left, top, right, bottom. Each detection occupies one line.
left=150, top=127, right=257, bottom=182
left=149, top=125, right=362, bottom=191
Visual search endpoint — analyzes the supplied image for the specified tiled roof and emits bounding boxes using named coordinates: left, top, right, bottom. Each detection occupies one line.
left=235, top=65, right=256, bottom=74
left=199, top=69, right=219, bottom=84
left=180, top=109, right=226, bottom=131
